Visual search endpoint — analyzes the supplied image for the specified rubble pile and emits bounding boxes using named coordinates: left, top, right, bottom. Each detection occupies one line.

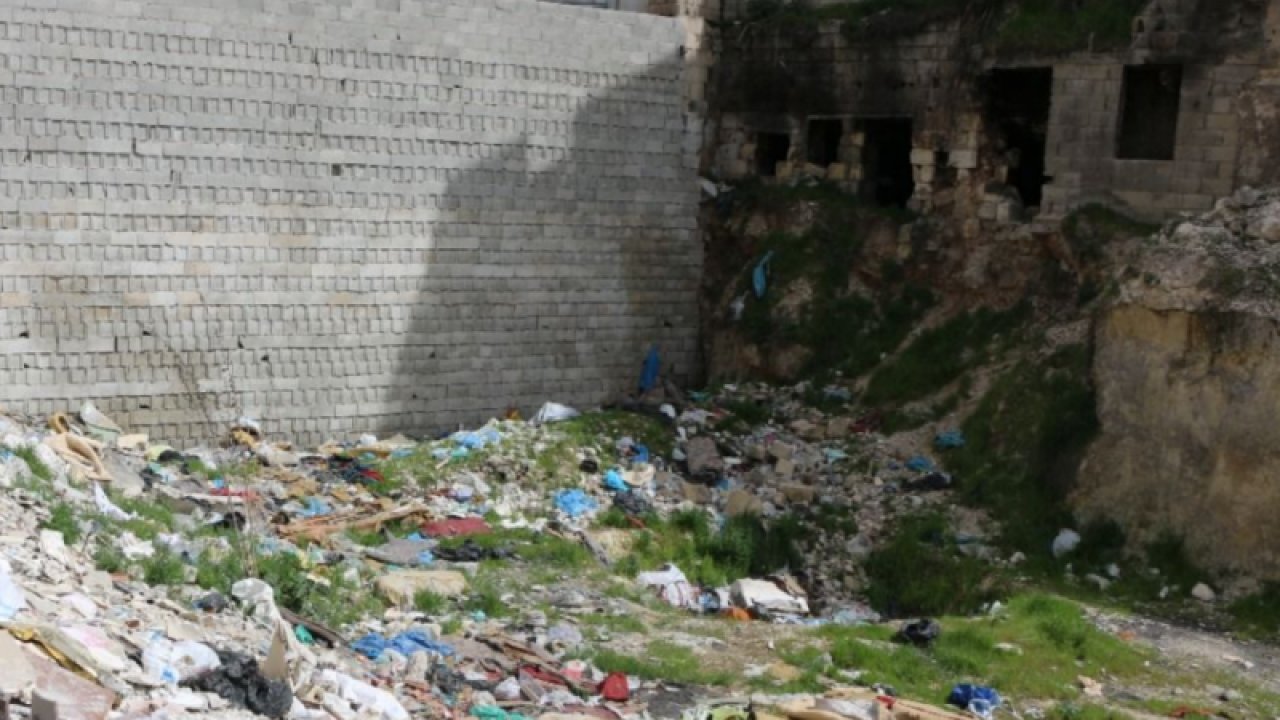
left=0, top=380, right=999, bottom=720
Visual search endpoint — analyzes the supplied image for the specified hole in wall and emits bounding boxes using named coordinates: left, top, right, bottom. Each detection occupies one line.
left=1117, top=64, right=1182, bottom=161
left=755, top=132, right=791, bottom=177
left=806, top=118, right=844, bottom=167
left=857, top=118, right=915, bottom=208
left=983, top=67, right=1053, bottom=208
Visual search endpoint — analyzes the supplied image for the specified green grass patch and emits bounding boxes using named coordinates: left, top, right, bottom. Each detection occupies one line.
left=946, top=344, right=1097, bottom=557
left=414, top=589, right=448, bottom=614
left=463, top=573, right=510, bottom=618
left=994, top=0, right=1147, bottom=55
left=255, top=551, right=386, bottom=627
left=616, top=511, right=808, bottom=587
left=1064, top=204, right=1160, bottom=264
left=346, top=528, right=386, bottom=547
left=93, top=544, right=127, bottom=574
left=581, top=612, right=647, bottom=634
left=12, top=446, right=52, bottom=482
left=1229, top=582, right=1280, bottom=640
left=142, top=549, right=187, bottom=586
left=864, top=304, right=1029, bottom=407
left=41, top=502, right=83, bottom=545
left=819, top=593, right=1148, bottom=704
left=593, top=640, right=734, bottom=686
left=555, top=411, right=675, bottom=462
left=865, top=513, right=1008, bottom=617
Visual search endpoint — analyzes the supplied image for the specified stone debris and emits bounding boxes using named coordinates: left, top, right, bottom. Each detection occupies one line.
left=0, top=381, right=1008, bottom=720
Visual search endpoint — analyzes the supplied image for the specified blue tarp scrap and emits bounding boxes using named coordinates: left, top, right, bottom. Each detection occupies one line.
left=640, top=345, right=661, bottom=393
left=603, top=469, right=629, bottom=493
left=450, top=427, right=502, bottom=450
left=753, top=250, right=776, bottom=298
left=298, top=497, right=331, bottom=518
left=905, top=455, right=936, bottom=473
left=352, top=630, right=455, bottom=660
left=935, top=430, right=966, bottom=449
left=554, top=488, right=598, bottom=518
left=948, top=684, right=1002, bottom=720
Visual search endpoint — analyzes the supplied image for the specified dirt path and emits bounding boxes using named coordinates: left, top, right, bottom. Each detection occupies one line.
left=1089, top=608, right=1280, bottom=694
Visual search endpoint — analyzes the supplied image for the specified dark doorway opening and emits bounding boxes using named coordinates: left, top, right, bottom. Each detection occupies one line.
left=1117, top=64, right=1182, bottom=160
left=857, top=118, right=914, bottom=208
left=806, top=118, right=844, bottom=167
left=983, top=68, right=1053, bottom=208
left=755, top=132, right=791, bottom=176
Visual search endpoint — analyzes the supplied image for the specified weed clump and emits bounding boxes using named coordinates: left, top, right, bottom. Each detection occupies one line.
left=41, top=502, right=83, bottom=545
left=616, top=511, right=808, bottom=587
left=864, top=514, right=1007, bottom=617
left=946, top=344, right=1097, bottom=556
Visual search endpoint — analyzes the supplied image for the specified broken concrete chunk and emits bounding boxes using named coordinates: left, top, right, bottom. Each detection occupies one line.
left=768, top=442, right=794, bottom=461
left=375, top=570, right=468, bottom=606
left=725, top=489, right=763, bottom=517
left=681, top=481, right=712, bottom=504
left=826, top=417, right=852, bottom=438
left=685, top=436, right=724, bottom=480
left=780, top=483, right=817, bottom=504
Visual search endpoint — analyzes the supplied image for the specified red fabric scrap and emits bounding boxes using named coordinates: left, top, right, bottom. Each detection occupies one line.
left=599, top=672, right=629, bottom=702
left=421, top=517, right=491, bottom=538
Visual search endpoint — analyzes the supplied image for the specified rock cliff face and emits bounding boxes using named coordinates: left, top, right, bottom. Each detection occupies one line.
left=1078, top=188, right=1280, bottom=580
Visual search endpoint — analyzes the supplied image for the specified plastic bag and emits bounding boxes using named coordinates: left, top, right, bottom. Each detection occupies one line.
left=532, top=402, right=580, bottom=425
left=143, top=634, right=222, bottom=684
left=0, top=558, right=28, bottom=620
left=318, top=669, right=409, bottom=720
left=93, top=482, right=134, bottom=521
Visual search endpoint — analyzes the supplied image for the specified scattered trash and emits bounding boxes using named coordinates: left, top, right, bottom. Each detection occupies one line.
left=533, top=402, right=581, bottom=425
left=638, top=564, right=701, bottom=610
left=934, top=430, right=965, bottom=449
left=185, top=648, right=293, bottom=718
left=896, top=618, right=940, bottom=647
left=555, top=488, right=599, bottom=518
left=142, top=635, right=222, bottom=684
left=905, top=455, right=935, bottom=473
left=947, top=684, right=1001, bottom=720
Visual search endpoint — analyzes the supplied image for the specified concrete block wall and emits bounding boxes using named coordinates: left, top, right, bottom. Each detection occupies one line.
left=0, top=0, right=702, bottom=444
left=1043, top=59, right=1258, bottom=221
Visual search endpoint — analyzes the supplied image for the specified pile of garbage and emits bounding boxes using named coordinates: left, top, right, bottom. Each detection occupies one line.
left=0, top=369, right=1006, bottom=720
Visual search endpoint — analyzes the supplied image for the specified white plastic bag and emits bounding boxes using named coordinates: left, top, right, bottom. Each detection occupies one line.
left=94, top=482, right=135, bottom=521
left=0, top=557, right=27, bottom=620
left=142, top=634, right=221, bottom=684
left=532, top=402, right=580, bottom=425
left=318, top=669, right=409, bottom=720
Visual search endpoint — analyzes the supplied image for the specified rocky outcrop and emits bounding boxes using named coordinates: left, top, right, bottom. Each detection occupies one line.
left=1077, top=188, right=1280, bottom=580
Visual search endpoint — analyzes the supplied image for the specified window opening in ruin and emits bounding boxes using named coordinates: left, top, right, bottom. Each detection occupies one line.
left=983, top=68, right=1053, bottom=208
left=1117, top=64, right=1182, bottom=161
left=755, top=132, right=791, bottom=176
left=857, top=118, right=914, bottom=208
left=806, top=118, right=844, bottom=167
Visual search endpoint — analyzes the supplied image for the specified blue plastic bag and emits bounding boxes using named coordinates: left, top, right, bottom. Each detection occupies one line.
left=603, top=469, right=629, bottom=493
left=640, top=346, right=661, bottom=393
left=948, top=684, right=1001, bottom=720
left=388, top=629, right=454, bottom=657
left=935, top=430, right=966, bottom=449
left=906, top=455, right=936, bottom=473
left=753, top=250, right=775, bottom=298
left=554, top=488, right=599, bottom=518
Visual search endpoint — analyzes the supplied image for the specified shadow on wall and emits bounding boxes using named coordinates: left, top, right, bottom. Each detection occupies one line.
left=380, top=54, right=701, bottom=436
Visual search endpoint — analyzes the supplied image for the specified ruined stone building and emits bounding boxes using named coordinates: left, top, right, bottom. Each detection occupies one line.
left=711, top=0, right=1280, bottom=227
